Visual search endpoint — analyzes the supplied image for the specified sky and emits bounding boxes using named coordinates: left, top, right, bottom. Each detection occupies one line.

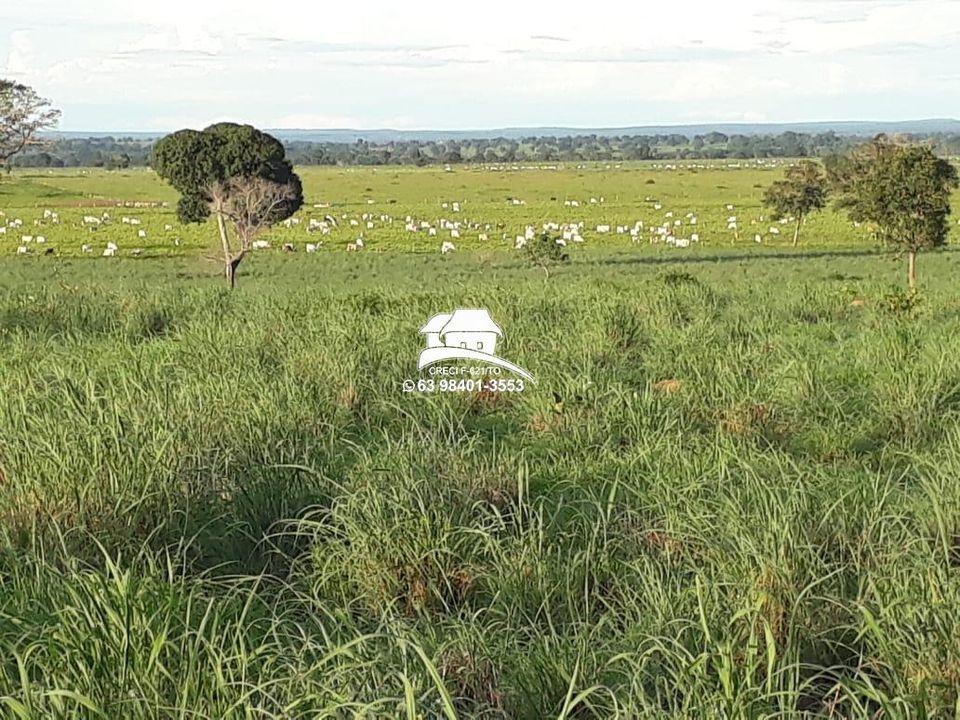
left=1, top=0, right=959, bottom=132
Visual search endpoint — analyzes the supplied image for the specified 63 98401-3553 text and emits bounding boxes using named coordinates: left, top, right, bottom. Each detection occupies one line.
left=401, top=378, right=526, bottom=394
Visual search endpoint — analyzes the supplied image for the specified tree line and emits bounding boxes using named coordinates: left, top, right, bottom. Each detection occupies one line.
left=10, top=131, right=960, bottom=169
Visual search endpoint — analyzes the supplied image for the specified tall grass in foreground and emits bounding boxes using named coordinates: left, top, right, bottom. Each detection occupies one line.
left=0, top=251, right=958, bottom=717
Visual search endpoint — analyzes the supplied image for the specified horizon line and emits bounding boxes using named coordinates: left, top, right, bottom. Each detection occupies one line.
left=46, top=117, right=960, bottom=135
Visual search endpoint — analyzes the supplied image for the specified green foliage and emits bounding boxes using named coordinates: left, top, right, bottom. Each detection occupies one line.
left=881, top=286, right=922, bottom=316
left=761, top=160, right=827, bottom=244
left=152, top=123, right=303, bottom=225
left=829, top=136, right=959, bottom=253
left=522, top=231, right=570, bottom=272
left=104, top=152, right=130, bottom=171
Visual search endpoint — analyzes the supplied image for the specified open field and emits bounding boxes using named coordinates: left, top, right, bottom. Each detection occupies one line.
left=1, top=165, right=960, bottom=717
left=3, top=249, right=960, bottom=717
left=8, top=160, right=960, bottom=259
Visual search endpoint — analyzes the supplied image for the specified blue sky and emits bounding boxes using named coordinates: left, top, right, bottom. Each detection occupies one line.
left=2, top=0, right=959, bottom=131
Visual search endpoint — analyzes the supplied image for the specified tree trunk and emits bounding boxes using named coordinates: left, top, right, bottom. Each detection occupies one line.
left=792, top=217, right=802, bottom=247
left=225, top=254, right=244, bottom=289
left=215, top=211, right=247, bottom=289
left=908, top=250, right=917, bottom=291
left=216, top=211, right=231, bottom=260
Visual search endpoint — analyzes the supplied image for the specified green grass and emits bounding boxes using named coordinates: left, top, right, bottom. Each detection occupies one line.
left=6, top=161, right=959, bottom=259
left=1, top=166, right=959, bottom=717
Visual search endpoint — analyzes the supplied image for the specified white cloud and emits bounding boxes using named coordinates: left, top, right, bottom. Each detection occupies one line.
left=3, top=30, right=36, bottom=76
left=1, top=0, right=958, bottom=129
left=115, top=27, right=224, bottom=57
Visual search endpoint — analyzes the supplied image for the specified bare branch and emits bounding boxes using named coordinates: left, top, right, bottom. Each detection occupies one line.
left=209, top=176, right=298, bottom=250
left=0, top=80, right=61, bottom=165
left=204, top=175, right=299, bottom=287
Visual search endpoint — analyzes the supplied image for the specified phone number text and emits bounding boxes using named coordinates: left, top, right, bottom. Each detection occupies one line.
left=402, top=378, right=526, bottom=393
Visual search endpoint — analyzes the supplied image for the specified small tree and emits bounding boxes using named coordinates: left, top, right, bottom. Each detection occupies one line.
left=828, top=136, right=958, bottom=290
left=0, top=80, right=61, bottom=171
left=523, top=232, right=570, bottom=277
left=152, top=123, right=303, bottom=287
left=761, top=160, right=828, bottom=246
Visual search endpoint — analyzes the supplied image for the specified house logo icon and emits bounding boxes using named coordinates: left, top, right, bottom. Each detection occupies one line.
left=418, top=308, right=535, bottom=382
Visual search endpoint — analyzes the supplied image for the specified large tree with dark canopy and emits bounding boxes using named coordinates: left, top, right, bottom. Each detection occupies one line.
left=0, top=80, right=61, bottom=171
left=152, top=123, right=303, bottom=287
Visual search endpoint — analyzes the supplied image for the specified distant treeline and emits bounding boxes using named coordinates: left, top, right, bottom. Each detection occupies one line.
left=11, top=136, right=154, bottom=169
left=12, top=131, right=960, bottom=168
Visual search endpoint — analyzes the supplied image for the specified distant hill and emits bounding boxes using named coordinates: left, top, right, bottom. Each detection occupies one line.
left=46, top=119, right=960, bottom=143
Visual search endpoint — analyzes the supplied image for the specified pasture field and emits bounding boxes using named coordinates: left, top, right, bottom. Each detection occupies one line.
left=7, top=160, right=953, bottom=259
left=1, top=166, right=960, bottom=718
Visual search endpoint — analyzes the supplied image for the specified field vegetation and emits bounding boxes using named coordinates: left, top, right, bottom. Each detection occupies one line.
left=6, top=160, right=959, bottom=260
left=1, top=160, right=960, bottom=717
